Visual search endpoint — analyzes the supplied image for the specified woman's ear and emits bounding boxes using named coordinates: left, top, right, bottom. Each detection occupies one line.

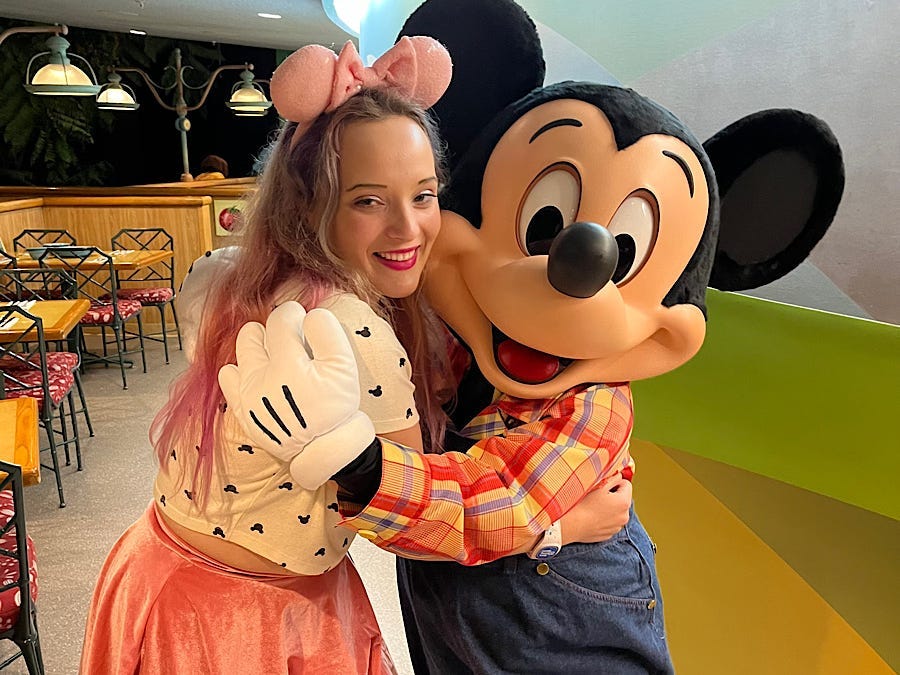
left=705, top=109, right=844, bottom=290
left=398, top=0, right=545, bottom=172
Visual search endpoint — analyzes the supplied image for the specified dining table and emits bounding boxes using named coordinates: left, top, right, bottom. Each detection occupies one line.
left=0, top=397, right=41, bottom=486
left=0, top=299, right=91, bottom=343
left=13, top=249, right=173, bottom=271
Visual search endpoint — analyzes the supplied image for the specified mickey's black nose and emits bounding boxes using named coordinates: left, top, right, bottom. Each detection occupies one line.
left=547, top=221, right=619, bottom=298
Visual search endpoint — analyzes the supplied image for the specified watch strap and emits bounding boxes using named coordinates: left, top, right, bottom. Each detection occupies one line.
left=527, top=520, right=562, bottom=559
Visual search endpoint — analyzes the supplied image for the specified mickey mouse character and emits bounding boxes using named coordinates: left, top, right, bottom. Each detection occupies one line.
left=390, top=2, right=841, bottom=670
left=222, top=0, right=843, bottom=671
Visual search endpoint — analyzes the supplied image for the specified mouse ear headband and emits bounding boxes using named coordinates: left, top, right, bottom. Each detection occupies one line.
left=270, top=36, right=452, bottom=149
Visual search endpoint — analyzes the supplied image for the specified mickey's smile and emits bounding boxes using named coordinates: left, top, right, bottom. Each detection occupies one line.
left=491, top=324, right=573, bottom=384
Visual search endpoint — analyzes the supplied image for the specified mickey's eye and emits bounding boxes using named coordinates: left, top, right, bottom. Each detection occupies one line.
left=518, top=165, right=581, bottom=255
left=608, top=193, right=658, bottom=285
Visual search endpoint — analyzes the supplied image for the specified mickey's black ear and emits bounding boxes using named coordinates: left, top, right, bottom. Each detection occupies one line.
left=705, top=109, right=844, bottom=291
left=398, top=0, right=545, bottom=172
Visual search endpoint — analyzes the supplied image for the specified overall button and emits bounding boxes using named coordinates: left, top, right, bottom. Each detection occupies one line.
left=647, top=599, right=657, bottom=610
left=536, top=562, right=550, bottom=576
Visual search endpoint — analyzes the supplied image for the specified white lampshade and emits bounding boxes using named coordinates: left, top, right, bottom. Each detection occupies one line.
left=97, top=86, right=136, bottom=106
left=230, top=86, right=267, bottom=108
left=31, top=62, right=94, bottom=89
left=25, top=35, right=100, bottom=96
left=96, top=73, right=139, bottom=110
left=226, top=69, right=272, bottom=116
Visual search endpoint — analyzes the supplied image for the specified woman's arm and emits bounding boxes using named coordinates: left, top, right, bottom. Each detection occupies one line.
left=381, top=426, right=423, bottom=453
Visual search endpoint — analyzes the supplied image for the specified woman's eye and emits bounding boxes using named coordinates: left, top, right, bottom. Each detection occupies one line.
left=518, top=166, right=581, bottom=255
left=414, top=191, right=437, bottom=204
left=354, top=197, right=380, bottom=207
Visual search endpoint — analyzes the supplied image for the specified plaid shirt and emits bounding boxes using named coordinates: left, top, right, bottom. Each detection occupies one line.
left=340, top=383, right=634, bottom=565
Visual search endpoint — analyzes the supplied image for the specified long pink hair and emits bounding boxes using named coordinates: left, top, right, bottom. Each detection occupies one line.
left=151, top=89, right=450, bottom=495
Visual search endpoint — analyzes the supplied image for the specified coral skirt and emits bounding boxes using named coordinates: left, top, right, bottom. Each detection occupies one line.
left=80, top=502, right=395, bottom=674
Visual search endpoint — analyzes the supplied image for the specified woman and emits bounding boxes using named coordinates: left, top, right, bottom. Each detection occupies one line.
left=81, top=39, right=629, bottom=674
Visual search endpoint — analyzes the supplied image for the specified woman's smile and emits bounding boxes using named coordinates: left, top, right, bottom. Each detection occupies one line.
left=375, top=246, right=420, bottom=270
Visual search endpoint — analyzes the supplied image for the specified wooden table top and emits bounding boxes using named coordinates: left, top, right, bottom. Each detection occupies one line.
left=0, top=298, right=90, bottom=343
left=0, top=398, right=40, bottom=486
left=14, top=249, right=173, bottom=271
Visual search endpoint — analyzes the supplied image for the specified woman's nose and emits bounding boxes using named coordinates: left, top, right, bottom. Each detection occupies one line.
left=385, top=204, right=419, bottom=239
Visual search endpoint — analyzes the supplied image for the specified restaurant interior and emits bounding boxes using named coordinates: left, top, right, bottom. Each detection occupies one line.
left=0, top=1, right=897, bottom=674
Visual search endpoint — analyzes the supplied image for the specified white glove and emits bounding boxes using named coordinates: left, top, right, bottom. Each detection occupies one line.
left=217, top=301, right=376, bottom=490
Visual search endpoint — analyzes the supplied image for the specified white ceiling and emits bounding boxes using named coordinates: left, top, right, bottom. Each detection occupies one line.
left=0, top=0, right=352, bottom=51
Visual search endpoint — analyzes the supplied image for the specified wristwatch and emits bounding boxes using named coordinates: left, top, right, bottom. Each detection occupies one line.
left=527, top=520, right=562, bottom=560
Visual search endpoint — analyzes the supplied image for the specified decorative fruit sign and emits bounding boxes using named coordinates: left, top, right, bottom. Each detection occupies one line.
left=219, top=206, right=241, bottom=232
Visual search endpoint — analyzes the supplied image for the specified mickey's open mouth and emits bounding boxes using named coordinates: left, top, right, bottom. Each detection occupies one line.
left=492, top=325, right=572, bottom=384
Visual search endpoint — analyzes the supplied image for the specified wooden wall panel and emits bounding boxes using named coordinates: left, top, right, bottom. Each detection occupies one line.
left=40, top=197, right=214, bottom=291
left=0, top=200, right=45, bottom=251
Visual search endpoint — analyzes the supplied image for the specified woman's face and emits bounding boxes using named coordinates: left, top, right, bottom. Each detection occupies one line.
left=331, top=115, right=440, bottom=298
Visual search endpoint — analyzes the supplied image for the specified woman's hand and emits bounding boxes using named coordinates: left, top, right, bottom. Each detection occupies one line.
left=560, top=478, right=632, bottom=545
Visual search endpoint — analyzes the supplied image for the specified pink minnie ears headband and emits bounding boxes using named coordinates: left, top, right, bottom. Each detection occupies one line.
left=270, top=36, right=452, bottom=149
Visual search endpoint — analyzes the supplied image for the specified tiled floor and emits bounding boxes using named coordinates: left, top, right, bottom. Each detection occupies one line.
left=0, top=339, right=413, bottom=674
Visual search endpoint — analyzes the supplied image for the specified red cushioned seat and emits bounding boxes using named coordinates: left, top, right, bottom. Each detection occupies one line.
left=79, top=299, right=142, bottom=325
left=3, top=369, right=75, bottom=409
left=116, top=287, right=175, bottom=304
left=0, top=351, right=79, bottom=373
left=0, top=490, right=38, bottom=633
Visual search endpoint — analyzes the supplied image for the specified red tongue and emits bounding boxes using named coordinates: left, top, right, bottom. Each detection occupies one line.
left=496, top=339, right=561, bottom=384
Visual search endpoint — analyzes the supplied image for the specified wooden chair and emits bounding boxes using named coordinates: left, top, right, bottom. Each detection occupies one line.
left=0, top=461, right=44, bottom=674
left=11, top=230, right=76, bottom=253
left=0, top=306, right=81, bottom=508
left=111, top=228, right=182, bottom=364
left=38, top=246, right=146, bottom=390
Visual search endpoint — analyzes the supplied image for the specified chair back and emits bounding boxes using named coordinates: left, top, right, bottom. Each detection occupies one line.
left=37, top=246, right=120, bottom=301
left=111, top=228, right=175, bottom=291
left=0, top=462, right=34, bottom=616
left=0, top=307, right=52, bottom=406
left=0, top=269, right=76, bottom=304
left=0, top=251, right=15, bottom=269
left=12, top=229, right=76, bottom=252
left=0, top=459, right=42, bottom=672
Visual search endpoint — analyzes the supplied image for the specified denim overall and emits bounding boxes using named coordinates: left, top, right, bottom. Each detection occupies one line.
left=397, top=506, right=674, bottom=674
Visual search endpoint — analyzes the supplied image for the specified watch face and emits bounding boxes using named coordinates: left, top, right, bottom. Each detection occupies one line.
left=536, top=545, right=560, bottom=559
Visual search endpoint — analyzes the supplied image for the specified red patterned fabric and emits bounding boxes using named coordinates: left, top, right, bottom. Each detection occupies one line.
left=79, top=299, right=142, bottom=325
left=341, top=385, right=634, bottom=564
left=0, top=490, right=38, bottom=633
left=3, top=369, right=75, bottom=408
left=0, top=351, right=79, bottom=373
left=116, top=287, right=174, bottom=304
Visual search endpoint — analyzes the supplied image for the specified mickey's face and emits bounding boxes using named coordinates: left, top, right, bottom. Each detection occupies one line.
left=426, top=99, right=710, bottom=398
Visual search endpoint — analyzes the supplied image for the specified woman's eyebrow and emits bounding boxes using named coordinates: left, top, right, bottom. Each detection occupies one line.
left=529, top=118, right=583, bottom=143
left=346, top=177, right=437, bottom=192
left=662, top=150, right=695, bottom=197
left=345, top=182, right=387, bottom=191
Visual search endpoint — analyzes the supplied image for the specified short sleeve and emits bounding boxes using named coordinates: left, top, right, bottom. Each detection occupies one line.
left=177, top=247, right=241, bottom=362
left=320, top=294, right=419, bottom=434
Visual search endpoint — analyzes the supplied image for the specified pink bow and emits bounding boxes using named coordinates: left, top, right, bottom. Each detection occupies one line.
left=270, top=36, right=451, bottom=141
